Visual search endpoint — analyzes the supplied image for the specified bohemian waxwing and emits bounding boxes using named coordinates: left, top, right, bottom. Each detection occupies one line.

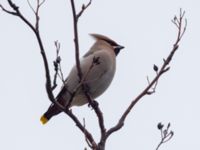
left=40, top=33, right=124, bottom=124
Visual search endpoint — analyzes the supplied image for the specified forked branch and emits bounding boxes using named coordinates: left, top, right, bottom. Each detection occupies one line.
left=69, top=0, right=106, bottom=149
left=156, top=122, right=174, bottom=150
left=1, top=0, right=96, bottom=148
left=0, top=1, right=187, bottom=149
left=105, top=9, right=187, bottom=139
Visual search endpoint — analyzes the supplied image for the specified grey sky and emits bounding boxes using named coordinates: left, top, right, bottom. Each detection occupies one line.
left=0, top=0, right=199, bottom=149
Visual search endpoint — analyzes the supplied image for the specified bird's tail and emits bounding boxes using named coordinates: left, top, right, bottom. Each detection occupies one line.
left=40, top=87, right=72, bottom=125
left=40, top=103, right=62, bottom=125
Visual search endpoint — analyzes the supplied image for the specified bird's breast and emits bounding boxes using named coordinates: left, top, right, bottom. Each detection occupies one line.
left=85, top=50, right=116, bottom=98
left=65, top=49, right=116, bottom=106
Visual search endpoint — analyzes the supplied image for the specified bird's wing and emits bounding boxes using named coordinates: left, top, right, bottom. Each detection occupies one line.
left=80, top=50, right=112, bottom=83
left=56, top=49, right=114, bottom=102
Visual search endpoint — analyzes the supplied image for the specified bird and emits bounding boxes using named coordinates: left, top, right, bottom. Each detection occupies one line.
left=40, top=33, right=124, bottom=124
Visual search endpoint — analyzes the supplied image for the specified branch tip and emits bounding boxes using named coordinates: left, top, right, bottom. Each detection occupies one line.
left=106, top=9, right=187, bottom=140
left=76, top=0, right=92, bottom=19
left=156, top=122, right=174, bottom=150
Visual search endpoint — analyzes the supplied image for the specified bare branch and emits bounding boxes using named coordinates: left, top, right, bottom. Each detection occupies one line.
left=105, top=9, right=187, bottom=139
left=58, top=63, right=65, bottom=83
left=65, top=109, right=97, bottom=148
left=70, top=0, right=82, bottom=80
left=76, top=0, right=92, bottom=19
left=54, top=41, right=65, bottom=83
left=146, top=64, right=160, bottom=95
left=0, top=4, right=17, bottom=15
left=27, top=0, right=35, bottom=14
left=70, top=0, right=105, bottom=149
left=39, top=0, right=45, bottom=7
left=35, top=0, right=45, bottom=31
left=2, top=0, right=55, bottom=100
left=52, top=65, right=58, bottom=90
left=156, top=122, right=174, bottom=150
left=83, top=118, right=94, bottom=149
left=66, top=57, right=101, bottom=108
left=27, top=0, right=45, bottom=31
left=52, top=41, right=65, bottom=90
left=1, top=1, right=97, bottom=147
left=1, top=1, right=186, bottom=149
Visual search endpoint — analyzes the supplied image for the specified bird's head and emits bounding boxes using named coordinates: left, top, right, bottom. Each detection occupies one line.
left=90, top=33, right=124, bottom=56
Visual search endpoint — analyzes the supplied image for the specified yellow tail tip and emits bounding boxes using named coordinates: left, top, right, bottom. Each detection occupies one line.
left=40, top=115, right=48, bottom=125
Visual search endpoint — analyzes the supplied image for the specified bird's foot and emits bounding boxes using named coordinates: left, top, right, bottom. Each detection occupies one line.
left=88, top=100, right=99, bottom=109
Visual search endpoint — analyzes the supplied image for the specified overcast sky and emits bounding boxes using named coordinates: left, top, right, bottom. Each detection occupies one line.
left=0, top=0, right=200, bottom=150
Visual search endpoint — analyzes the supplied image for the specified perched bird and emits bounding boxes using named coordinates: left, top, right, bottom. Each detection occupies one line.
left=40, top=34, right=124, bottom=124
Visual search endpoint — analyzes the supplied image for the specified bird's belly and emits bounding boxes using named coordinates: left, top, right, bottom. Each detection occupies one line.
left=71, top=69, right=115, bottom=107
left=88, top=69, right=115, bottom=98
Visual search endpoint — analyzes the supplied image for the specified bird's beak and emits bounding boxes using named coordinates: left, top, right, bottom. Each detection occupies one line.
left=114, top=45, right=124, bottom=56
left=116, top=45, right=125, bottom=50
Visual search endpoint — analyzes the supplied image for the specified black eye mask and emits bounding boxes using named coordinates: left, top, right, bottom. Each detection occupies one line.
left=114, top=45, right=124, bottom=56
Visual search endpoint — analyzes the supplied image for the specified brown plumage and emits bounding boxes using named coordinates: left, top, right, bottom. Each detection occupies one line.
left=40, top=34, right=124, bottom=124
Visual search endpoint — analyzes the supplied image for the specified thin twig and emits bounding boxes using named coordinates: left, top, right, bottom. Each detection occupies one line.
left=83, top=118, right=93, bottom=149
left=1, top=1, right=186, bottom=149
left=52, top=67, right=58, bottom=90
left=55, top=41, right=65, bottom=83
left=70, top=0, right=107, bottom=149
left=105, top=9, right=187, bottom=139
left=76, top=0, right=92, bottom=19
left=66, top=57, right=100, bottom=108
left=146, top=74, right=158, bottom=95
left=0, top=3, right=17, bottom=15
left=58, top=63, right=65, bottom=83
left=27, top=0, right=35, bottom=14
left=70, top=0, right=82, bottom=81
left=27, top=0, right=45, bottom=30
left=66, top=109, right=97, bottom=148
left=70, top=0, right=104, bottom=149
left=156, top=123, right=174, bottom=150
left=52, top=41, right=63, bottom=90
left=1, top=0, right=96, bottom=148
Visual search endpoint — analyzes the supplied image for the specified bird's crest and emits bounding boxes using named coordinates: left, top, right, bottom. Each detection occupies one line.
left=90, top=33, right=118, bottom=46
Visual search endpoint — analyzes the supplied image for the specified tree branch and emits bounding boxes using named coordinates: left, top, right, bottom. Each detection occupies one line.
left=52, top=41, right=65, bottom=90
left=1, top=1, right=187, bottom=149
left=2, top=0, right=55, bottom=103
left=105, top=9, right=187, bottom=139
left=1, top=0, right=97, bottom=148
left=70, top=0, right=82, bottom=80
left=0, top=4, right=17, bottom=15
left=76, top=0, right=92, bottom=19
left=27, top=0, right=45, bottom=31
left=156, top=122, right=174, bottom=150
left=69, top=0, right=107, bottom=149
